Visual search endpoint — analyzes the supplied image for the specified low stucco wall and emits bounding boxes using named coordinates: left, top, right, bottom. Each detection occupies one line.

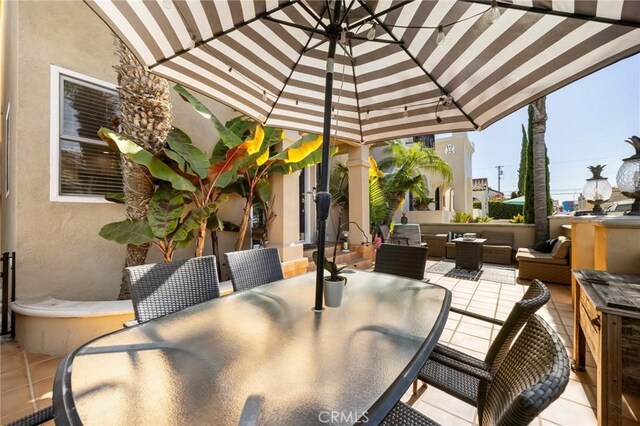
left=548, top=215, right=572, bottom=238
left=418, top=222, right=536, bottom=250
left=12, top=297, right=134, bottom=356
left=397, top=210, right=454, bottom=224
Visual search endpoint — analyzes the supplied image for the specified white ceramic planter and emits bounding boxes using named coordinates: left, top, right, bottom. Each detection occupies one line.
left=323, top=278, right=345, bottom=308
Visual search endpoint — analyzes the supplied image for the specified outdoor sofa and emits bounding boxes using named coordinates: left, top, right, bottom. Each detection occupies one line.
left=516, top=236, right=571, bottom=285
left=445, top=231, right=514, bottom=265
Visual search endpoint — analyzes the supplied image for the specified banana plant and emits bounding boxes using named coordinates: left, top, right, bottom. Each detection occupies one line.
left=100, top=183, right=220, bottom=261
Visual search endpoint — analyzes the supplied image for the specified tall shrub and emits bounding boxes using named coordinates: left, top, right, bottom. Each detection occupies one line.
left=517, top=124, right=527, bottom=197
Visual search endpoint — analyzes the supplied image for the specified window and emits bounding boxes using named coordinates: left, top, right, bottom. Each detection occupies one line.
left=50, top=66, right=122, bottom=202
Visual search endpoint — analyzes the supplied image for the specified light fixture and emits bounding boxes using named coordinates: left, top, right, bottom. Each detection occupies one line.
left=262, top=90, right=268, bottom=102
left=365, top=110, right=370, bottom=121
left=331, top=108, right=336, bottom=119
left=583, top=165, right=612, bottom=215
left=403, top=106, right=408, bottom=119
left=436, top=25, right=445, bottom=45
left=441, top=95, right=453, bottom=108
left=189, top=33, right=196, bottom=50
left=436, top=115, right=442, bottom=124
left=490, top=0, right=501, bottom=23
left=367, top=22, right=377, bottom=41
left=616, top=136, right=640, bottom=215
left=340, top=28, right=347, bottom=44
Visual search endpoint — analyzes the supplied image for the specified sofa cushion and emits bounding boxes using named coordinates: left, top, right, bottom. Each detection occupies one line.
left=551, top=236, right=571, bottom=259
left=516, top=248, right=568, bottom=265
left=484, top=244, right=512, bottom=252
left=480, top=231, right=514, bottom=246
left=533, top=238, right=558, bottom=254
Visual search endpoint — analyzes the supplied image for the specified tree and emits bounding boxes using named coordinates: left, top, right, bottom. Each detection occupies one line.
left=376, top=140, right=452, bottom=224
left=524, top=106, right=535, bottom=224
left=516, top=124, right=527, bottom=197
left=531, top=97, right=550, bottom=243
left=113, top=38, right=172, bottom=300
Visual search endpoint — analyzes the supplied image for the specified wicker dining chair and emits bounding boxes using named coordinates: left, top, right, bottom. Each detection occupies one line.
left=225, top=247, right=284, bottom=292
left=6, top=406, right=54, bottom=426
left=383, top=314, right=570, bottom=426
left=413, top=279, right=550, bottom=408
left=373, top=243, right=429, bottom=280
left=126, top=255, right=220, bottom=324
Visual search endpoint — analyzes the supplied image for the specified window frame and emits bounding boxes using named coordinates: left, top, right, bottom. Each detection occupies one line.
left=49, top=65, right=121, bottom=203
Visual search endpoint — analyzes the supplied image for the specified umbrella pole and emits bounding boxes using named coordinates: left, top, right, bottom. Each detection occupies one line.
left=314, top=1, right=342, bottom=312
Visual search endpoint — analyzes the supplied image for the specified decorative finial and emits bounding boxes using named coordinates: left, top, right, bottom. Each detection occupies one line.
left=587, top=165, right=606, bottom=179
left=625, top=136, right=640, bottom=157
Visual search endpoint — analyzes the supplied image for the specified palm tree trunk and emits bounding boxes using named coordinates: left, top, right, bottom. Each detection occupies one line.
left=531, top=97, right=549, bottom=244
left=114, top=37, right=172, bottom=299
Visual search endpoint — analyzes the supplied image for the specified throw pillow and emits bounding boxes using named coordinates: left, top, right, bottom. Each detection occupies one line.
left=551, top=236, right=571, bottom=259
left=533, top=238, right=559, bottom=254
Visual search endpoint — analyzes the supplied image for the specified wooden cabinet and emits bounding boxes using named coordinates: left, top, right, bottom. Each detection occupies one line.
left=573, top=270, right=640, bottom=426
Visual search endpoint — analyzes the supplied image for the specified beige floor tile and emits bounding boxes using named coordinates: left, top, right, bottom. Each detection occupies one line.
left=460, top=315, right=494, bottom=329
left=438, top=328, right=454, bottom=343
left=32, top=376, right=55, bottom=408
left=541, top=397, right=596, bottom=425
left=1, top=367, right=30, bottom=393
left=560, top=379, right=596, bottom=407
left=469, top=294, right=498, bottom=304
left=1, top=406, right=36, bottom=425
left=417, top=386, right=476, bottom=422
left=467, top=301, right=497, bottom=311
left=447, top=343, right=486, bottom=359
left=1, top=342, right=23, bottom=357
left=0, top=384, right=33, bottom=417
left=0, top=352, right=26, bottom=374
left=498, top=292, right=524, bottom=302
left=449, top=334, right=489, bottom=354
left=26, top=352, right=55, bottom=365
left=455, top=322, right=493, bottom=340
left=452, top=285, right=477, bottom=295
left=445, top=318, right=460, bottom=331
left=414, top=400, right=474, bottom=426
left=553, top=302, right=573, bottom=312
left=28, top=357, right=62, bottom=383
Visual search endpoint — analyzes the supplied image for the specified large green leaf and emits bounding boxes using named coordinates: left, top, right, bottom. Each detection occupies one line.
left=171, top=204, right=217, bottom=242
left=174, top=232, right=195, bottom=250
left=104, top=192, right=125, bottom=204
left=174, top=85, right=244, bottom=149
left=148, top=184, right=185, bottom=238
left=98, top=128, right=196, bottom=192
left=99, top=219, right=154, bottom=245
left=255, top=178, right=272, bottom=204
left=166, top=128, right=210, bottom=179
left=225, top=116, right=251, bottom=138
left=271, top=133, right=322, bottom=162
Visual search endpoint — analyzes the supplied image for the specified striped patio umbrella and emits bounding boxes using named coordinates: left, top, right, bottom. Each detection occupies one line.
left=86, top=0, right=639, bottom=310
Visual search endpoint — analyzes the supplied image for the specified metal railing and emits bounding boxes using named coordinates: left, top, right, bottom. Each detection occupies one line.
left=1, top=251, right=16, bottom=337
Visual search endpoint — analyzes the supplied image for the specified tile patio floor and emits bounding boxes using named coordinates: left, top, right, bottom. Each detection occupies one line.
left=1, top=260, right=639, bottom=425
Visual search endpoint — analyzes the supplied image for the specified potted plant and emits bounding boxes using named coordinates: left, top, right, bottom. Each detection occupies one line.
left=312, top=251, right=348, bottom=308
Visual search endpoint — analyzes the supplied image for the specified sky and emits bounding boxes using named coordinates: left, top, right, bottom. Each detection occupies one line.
left=461, top=54, right=639, bottom=203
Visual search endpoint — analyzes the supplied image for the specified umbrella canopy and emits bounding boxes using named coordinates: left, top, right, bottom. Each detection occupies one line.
left=87, top=0, right=639, bottom=144
left=86, top=0, right=639, bottom=310
left=504, top=196, right=525, bottom=205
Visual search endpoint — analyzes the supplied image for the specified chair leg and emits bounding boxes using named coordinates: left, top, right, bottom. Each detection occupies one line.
left=412, top=379, right=419, bottom=395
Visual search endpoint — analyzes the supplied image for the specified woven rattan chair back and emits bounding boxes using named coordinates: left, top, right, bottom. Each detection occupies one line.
left=126, top=255, right=220, bottom=323
left=225, top=247, right=284, bottom=292
left=481, top=314, right=570, bottom=426
left=373, top=243, right=429, bottom=280
left=6, top=406, right=54, bottom=426
left=484, top=279, right=550, bottom=371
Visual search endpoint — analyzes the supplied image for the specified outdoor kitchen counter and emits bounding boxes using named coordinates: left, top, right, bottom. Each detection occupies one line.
left=53, top=270, right=450, bottom=426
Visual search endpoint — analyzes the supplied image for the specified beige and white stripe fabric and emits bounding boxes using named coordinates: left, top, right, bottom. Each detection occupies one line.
left=86, top=0, right=639, bottom=144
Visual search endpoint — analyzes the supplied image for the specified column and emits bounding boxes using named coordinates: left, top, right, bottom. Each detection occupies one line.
left=347, top=145, right=373, bottom=261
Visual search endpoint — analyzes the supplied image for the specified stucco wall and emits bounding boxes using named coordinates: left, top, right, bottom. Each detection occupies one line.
left=7, top=1, right=237, bottom=300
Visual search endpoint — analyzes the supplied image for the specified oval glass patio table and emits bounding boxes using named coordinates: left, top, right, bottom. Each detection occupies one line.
left=53, top=270, right=451, bottom=425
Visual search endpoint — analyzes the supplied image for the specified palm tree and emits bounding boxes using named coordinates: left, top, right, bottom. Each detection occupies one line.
left=531, top=96, right=549, bottom=243
left=114, top=38, right=172, bottom=299
left=377, top=140, right=452, bottom=224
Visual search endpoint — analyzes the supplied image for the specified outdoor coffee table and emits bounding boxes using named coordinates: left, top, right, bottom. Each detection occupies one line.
left=452, top=237, right=487, bottom=271
left=53, top=270, right=450, bottom=425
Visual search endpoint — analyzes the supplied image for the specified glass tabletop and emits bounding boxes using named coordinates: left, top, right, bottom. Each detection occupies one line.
left=54, top=270, right=450, bottom=425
